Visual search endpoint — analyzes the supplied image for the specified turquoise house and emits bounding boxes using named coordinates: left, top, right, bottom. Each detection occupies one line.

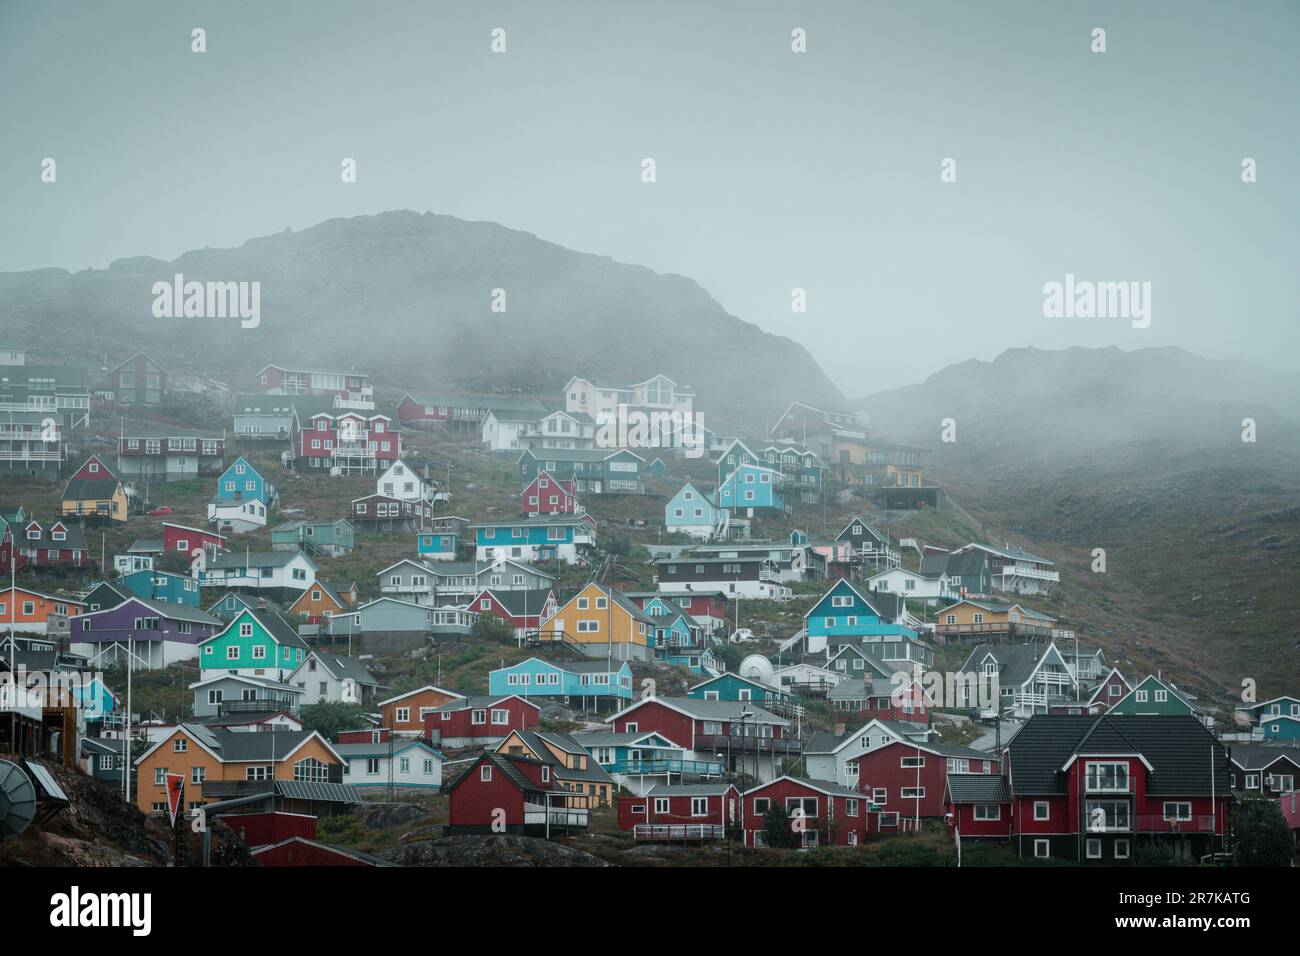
left=717, top=462, right=783, bottom=512
left=804, top=579, right=917, bottom=643
left=417, top=530, right=460, bottom=561
left=120, top=568, right=201, bottom=608
left=1245, top=696, right=1300, bottom=739
left=71, top=676, right=120, bottom=719
left=270, top=518, right=355, bottom=557
left=639, top=596, right=715, bottom=673
left=470, top=515, right=594, bottom=565
left=215, top=456, right=276, bottom=505
left=572, top=730, right=722, bottom=781
left=488, top=657, right=633, bottom=703
left=688, top=672, right=794, bottom=710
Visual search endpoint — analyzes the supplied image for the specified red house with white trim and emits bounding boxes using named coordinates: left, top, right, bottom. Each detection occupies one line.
left=854, top=739, right=999, bottom=829
left=468, top=587, right=558, bottom=636
left=742, top=776, right=876, bottom=847
left=162, top=522, right=227, bottom=556
left=522, top=471, right=582, bottom=516
left=289, top=406, right=401, bottom=476
left=445, top=751, right=588, bottom=836
left=423, top=694, right=540, bottom=748
left=618, top=783, right=740, bottom=839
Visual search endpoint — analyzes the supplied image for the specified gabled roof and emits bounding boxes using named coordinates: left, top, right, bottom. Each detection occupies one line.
left=471, top=588, right=556, bottom=618
left=745, top=774, right=864, bottom=801
left=81, top=594, right=222, bottom=627
left=1110, top=674, right=1196, bottom=713
left=802, top=719, right=931, bottom=755
left=609, top=696, right=787, bottom=727
left=959, top=642, right=1067, bottom=689
left=377, top=684, right=465, bottom=707
left=1228, top=744, right=1300, bottom=772
left=1086, top=667, right=1131, bottom=706
left=803, top=578, right=892, bottom=622
left=956, top=542, right=1054, bottom=566
left=303, top=652, right=378, bottom=687
left=443, top=751, right=553, bottom=796
left=688, top=672, right=786, bottom=697
left=197, top=606, right=308, bottom=650
left=1006, top=715, right=1230, bottom=796
left=62, top=477, right=123, bottom=501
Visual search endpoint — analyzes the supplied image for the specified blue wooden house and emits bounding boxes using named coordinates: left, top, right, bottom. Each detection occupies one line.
left=215, top=455, right=276, bottom=505
left=1242, top=696, right=1300, bottom=739
left=804, top=579, right=914, bottom=645
left=638, top=596, right=715, bottom=673
left=120, top=568, right=201, bottom=607
left=470, top=515, right=595, bottom=565
left=571, top=730, right=722, bottom=789
left=488, top=657, right=633, bottom=705
left=417, top=529, right=461, bottom=561
left=687, top=672, right=795, bottom=711
left=717, top=462, right=784, bottom=513
left=664, top=482, right=725, bottom=541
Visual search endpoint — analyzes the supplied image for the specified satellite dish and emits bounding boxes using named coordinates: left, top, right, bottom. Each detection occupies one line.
left=739, top=654, right=775, bottom=686
left=0, top=760, right=37, bottom=839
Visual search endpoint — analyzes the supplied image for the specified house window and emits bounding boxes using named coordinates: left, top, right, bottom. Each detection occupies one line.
left=480, top=765, right=492, bottom=782
left=973, top=804, right=1000, bottom=820
left=1163, top=801, right=1192, bottom=822
left=395, top=707, right=410, bottom=723
left=1085, top=839, right=1103, bottom=859
left=1114, top=839, right=1130, bottom=860
left=1034, top=839, right=1050, bottom=858
left=1033, top=801, right=1050, bottom=821
left=1084, top=761, right=1129, bottom=793
left=173, top=738, right=187, bottom=753
left=753, top=797, right=770, bottom=815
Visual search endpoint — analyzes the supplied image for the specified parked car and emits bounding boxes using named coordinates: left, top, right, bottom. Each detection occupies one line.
left=146, top=506, right=173, bottom=516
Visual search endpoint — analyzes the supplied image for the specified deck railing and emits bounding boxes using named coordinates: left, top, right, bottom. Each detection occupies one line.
left=634, top=824, right=725, bottom=841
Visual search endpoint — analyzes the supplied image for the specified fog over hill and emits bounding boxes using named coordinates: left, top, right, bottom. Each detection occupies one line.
left=0, top=210, right=843, bottom=426
left=858, top=346, right=1300, bottom=696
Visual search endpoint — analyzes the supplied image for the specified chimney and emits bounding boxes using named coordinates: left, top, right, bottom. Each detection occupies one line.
left=833, top=721, right=846, bottom=736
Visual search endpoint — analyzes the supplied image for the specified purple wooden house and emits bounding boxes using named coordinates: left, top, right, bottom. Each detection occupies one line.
left=69, top=595, right=224, bottom=670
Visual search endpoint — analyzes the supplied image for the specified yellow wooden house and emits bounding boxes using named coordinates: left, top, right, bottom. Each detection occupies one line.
left=542, top=583, right=656, bottom=662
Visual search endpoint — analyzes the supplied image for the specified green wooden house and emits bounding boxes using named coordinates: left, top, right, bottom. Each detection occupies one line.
left=197, top=606, right=308, bottom=682
left=1107, top=674, right=1197, bottom=717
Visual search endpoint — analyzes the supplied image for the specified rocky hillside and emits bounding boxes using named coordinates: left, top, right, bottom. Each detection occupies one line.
left=0, top=211, right=843, bottom=427
left=856, top=346, right=1300, bottom=699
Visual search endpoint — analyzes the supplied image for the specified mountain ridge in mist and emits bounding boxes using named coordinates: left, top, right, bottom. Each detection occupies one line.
left=0, top=210, right=844, bottom=425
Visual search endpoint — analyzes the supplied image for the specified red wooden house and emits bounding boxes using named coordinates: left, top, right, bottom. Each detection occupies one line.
left=110, top=352, right=167, bottom=405
left=1004, top=714, right=1231, bottom=864
left=162, top=522, right=227, bottom=556
left=290, top=407, right=400, bottom=476
left=66, top=454, right=121, bottom=482
left=945, top=774, right=1013, bottom=839
left=251, top=836, right=390, bottom=867
left=337, top=727, right=392, bottom=745
left=618, top=783, right=739, bottom=840
left=445, top=751, right=588, bottom=836
left=15, top=519, right=91, bottom=569
left=468, top=587, right=558, bottom=635
left=742, top=776, right=876, bottom=847
left=855, top=739, right=998, bottom=829
left=522, top=471, right=582, bottom=516
left=423, top=694, right=540, bottom=748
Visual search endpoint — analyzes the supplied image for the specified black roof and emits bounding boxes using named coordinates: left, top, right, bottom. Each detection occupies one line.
left=947, top=774, right=1011, bottom=803
left=1006, top=715, right=1231, bottom=796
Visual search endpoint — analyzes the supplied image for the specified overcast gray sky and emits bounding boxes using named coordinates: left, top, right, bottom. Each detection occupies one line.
left=2, top=0, right=1296, bottom=393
